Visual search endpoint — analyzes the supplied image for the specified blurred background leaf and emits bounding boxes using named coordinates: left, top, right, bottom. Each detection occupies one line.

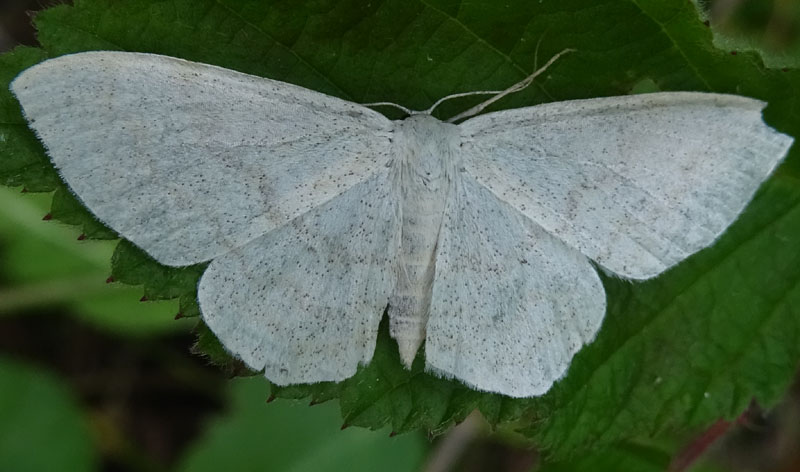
left=536, top=440, right=725, bottom=472
left=0, top=186, right=188, bottom=334
left=697, top=0, right=800, bottom=67
left=0, top=356, right=97, bottom=472
left=178, top=377, right=426, bottom=472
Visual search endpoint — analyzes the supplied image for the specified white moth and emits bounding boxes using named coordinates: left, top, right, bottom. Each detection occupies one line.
left=10, top=51, right=793, bottom=398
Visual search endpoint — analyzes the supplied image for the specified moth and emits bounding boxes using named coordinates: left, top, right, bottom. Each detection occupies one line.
left=11, top=50, right=793, bottom=397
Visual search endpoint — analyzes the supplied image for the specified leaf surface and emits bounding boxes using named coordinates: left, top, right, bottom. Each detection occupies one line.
left=0, top=357, right=96, bottom=472
left=177, top=377, right=427, bottom=472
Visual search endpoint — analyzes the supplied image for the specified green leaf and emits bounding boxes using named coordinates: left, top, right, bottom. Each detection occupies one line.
left=0, top=47, right=59, bottom=191
left=0, top=357, right=97, bottom=472
left=0, top=185, right=188, bottom=335
left=1, top=0, right=799, bottom=460
left=536, top=439, right=724, bottom=472
left=538, top=441, right=672, bottom=472
left=695, top=0, right=800, bottom=69
left=177, top=377, right=427, bottom=472
left=50, top=187, right=116, bottom=240
left=524, top=179, right=800, bottom=458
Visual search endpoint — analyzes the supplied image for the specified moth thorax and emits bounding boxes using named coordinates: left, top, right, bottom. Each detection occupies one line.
left=396, top=114, right=460, bottom=180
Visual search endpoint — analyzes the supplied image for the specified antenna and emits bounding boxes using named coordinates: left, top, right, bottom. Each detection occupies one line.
left=445, top=48, right=575, bottom=123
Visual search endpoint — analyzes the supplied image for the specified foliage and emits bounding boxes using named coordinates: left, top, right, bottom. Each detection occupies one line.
left=0, top=0, right=798, bottom=460
left=178, top=377, right=426, bottom=472
left=0, top=357, right=96, bottom=472
left=0, top=186, right=186, bottom=334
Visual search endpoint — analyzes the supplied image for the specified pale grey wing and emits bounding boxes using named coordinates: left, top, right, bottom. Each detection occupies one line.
left=198, top=167, right=401, bottom=384
left=425, top=175, right=605, bottom=398
left=459, top=92, right=794, bottom=279
left=11, top=51, right=393, bottom=266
